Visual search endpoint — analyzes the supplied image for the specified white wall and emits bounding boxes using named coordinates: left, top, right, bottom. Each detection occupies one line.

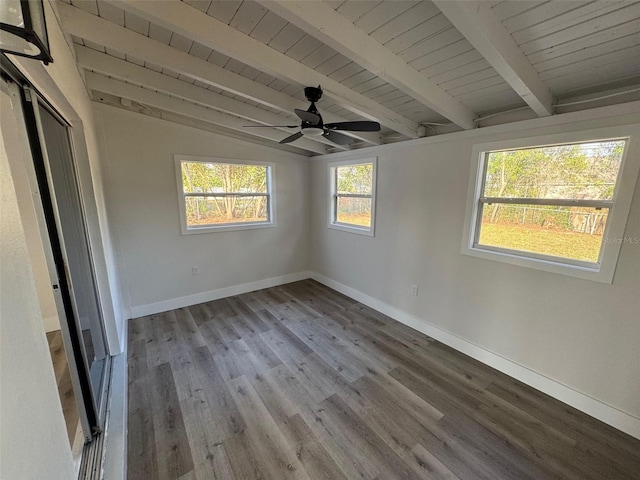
left=95, top=105, right=310, bottom=314
left=310, top=107, right=640, bottom=422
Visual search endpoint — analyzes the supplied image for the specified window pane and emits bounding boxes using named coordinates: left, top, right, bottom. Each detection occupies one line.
left=337, top=163, right=373, bottom=195
left=182, top=162, right=268, bottom=194
left=484, top=140, right=625, bottom=200
left=478, top=204, right=609, bottom=262
left=336, top=196, right=371, bottom=227
left=185, top=196, right=269, bottom=226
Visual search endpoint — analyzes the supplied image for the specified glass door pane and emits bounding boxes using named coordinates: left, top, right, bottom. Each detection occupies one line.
left=32, top=98, right=109, bottom=429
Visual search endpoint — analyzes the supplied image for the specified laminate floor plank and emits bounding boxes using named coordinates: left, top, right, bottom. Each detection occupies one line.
left=150, top=362, right=194, bottom=480
left=146, top=312, right=178, bottom=368
left=299, top=279, right=359, bottom=309
left=186, top=303, right=210, bottom=327
left=264, top=335, right=336, bottom=404
left=189, top=346, right=246, bottom=439
left=243, top=290, right=282, bottom=312
left=300, top=313, right=397, bottom=372
left=487, top=376, right=640, bottom=460
left=227, top=376, right=311, bottom=480
left=178, top=390, right=236, bottom=480
left=127, top=339, right=160, bottom=480
left=128, top=281, right=640, bottom=480
left=280, top=413, right=350, bottom=480
left=389, top=366, right=586, bottom=480
left=202, top=298, right=235, bottom=322
left=223, top=429, right=273, bottom=480
left=225, top=295, right=255, bottom=318
left=46, top=331, right=80, bottom=447
left=277, top=282, right=342, bottom=315
left=236, top=291, right=266, bottom=312
left=410, top=444, right=462, bottom=480
left=260, top=327, right=306, bottom=367
left=287, top=314, right=383, bottom=375
left=225, top=314, right=257, bottom=339
left=241, top=310, right=272, bottom=335
left=197, top=319, right=229, bottom=356
left=213, top=316, right=243, bottom=344
left=332, top=376, right=448, bottom=479
left=283, top=318, right=366, bottom=383
left=228, top=339, right=266, bottom=379
left=128, top=315, right=150, bottom=343
left=392, top=364, right=595, bottom=480
left=243, top=335, right=283, bottom=370
left=247, top=369, right=299, bottom=425
left=320, top=394, right=425, bottom=480
left=57, top=362, right=78, bottom=444
left=173, top=307, right=207, bottom=351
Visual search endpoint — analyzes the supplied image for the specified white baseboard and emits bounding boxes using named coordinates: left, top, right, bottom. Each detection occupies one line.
left=130, top=271, right=313, bottom=318
left=310, top=272, right=640, bottom=440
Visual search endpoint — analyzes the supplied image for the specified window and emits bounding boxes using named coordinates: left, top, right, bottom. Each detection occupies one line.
left=328, top=158, right=377, bottom=236
left=175, top=155, right=274, bottom=234
left=462, top=127, right=640, bottom=283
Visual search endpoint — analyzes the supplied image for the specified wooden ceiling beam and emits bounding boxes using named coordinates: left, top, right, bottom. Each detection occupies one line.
left=259, top=0, right=477, bottom=130
left=113, top=0, right=419, bottom=138
left=86, top=73, right=329, bottom=155
left=57, top=2, right=382, bottom=146
left=433, top=1, right=554, bottom=117
left=76, top=46, right=347, bottom=151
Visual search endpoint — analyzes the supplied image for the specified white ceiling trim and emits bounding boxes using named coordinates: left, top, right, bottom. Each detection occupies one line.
left=259, top=0, right=477, bottom=130
left=433, top=1, right=554, bottom=117
left=76, top=46, right=348, bottom=151
left=57, top=3, right=382, bottom=146
left=114, top=0, right=420, bottom=138
left=86, top=72, right=329, bottom=155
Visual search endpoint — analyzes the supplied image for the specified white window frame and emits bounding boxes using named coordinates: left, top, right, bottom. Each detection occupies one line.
left=328, top=157, right=377, bottom=236
left=175, top=155, right=275, bottom=234
left=461, top=125, right=640, bottom=283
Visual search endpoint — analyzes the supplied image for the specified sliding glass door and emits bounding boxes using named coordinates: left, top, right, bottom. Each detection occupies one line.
left=12, top=80, right=111, bottom=438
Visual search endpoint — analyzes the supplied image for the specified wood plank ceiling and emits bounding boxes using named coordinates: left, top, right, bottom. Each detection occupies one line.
left=57, top=0, right=640, bottom=156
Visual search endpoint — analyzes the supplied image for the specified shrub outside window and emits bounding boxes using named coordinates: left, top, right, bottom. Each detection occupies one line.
left=462, top=127, right=640, bottom=283
left=328, top=158, right=377, bottom=236
left=175, top=155, right=274, bottom=234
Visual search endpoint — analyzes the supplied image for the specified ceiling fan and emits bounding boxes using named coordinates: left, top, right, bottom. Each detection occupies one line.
left=244, top=86, right=381, bottom=146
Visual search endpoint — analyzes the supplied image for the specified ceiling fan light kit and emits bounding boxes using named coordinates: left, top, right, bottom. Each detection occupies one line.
left=302, top=126, right=324, bottom=137
left=245, top=85, right=381, bottom=147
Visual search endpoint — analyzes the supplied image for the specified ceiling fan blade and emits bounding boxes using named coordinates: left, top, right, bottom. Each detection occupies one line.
left=323, top=130, right=355, bottom=146
left=324, top=121, right=381, bottom=132
left=294, top=109, right=321, bottom=125
left=279, top=131, right=304, bottom=144
left=243, top=125, right=299, bottom=128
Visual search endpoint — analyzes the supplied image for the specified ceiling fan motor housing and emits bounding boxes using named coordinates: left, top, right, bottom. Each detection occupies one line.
left=304, top=86, right=323, bottom=103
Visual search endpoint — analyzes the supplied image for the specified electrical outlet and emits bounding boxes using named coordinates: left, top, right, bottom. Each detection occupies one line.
left=410, top=284, right=419, bottom=296
left=192, top=266, right=200, bottom=275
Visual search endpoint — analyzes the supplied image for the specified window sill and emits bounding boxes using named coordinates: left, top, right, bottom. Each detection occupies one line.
left=461, top=244, right=614, bottom=284
left=181, top=221, right=275, bottom=235
left=328, top=222, right=375, bottom=237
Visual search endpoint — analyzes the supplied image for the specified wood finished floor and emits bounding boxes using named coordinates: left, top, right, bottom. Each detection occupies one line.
left=47, top=330, right=80, bottom=446
left=127, top=280, right=640, bottom=480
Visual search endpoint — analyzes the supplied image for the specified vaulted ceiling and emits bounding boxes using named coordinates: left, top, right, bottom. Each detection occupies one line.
left=58, top=0, right=640, bottom=156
